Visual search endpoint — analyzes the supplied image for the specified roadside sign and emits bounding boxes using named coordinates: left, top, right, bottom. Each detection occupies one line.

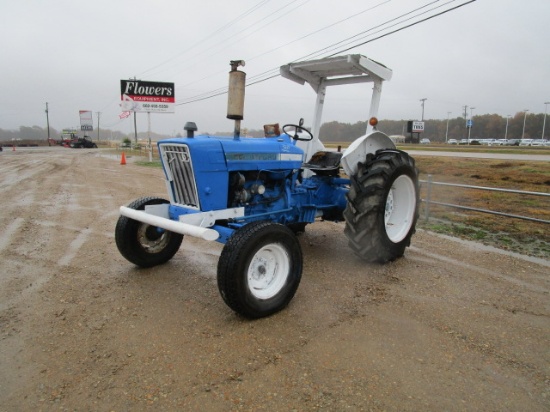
left=120, top=80, right=175, bottom=113
left=79, top=110, right=93, bottom=131
left=408, top=121, right=424, bottom=133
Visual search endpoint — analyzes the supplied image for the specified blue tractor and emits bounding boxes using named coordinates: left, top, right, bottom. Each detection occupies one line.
left=115, top=55, right=419, bottom=318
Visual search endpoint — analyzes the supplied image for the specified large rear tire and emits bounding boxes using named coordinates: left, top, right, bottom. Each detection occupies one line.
left=217, top=221, right=302, bottom=318
left=115, top=197, right=184, bottom=268
left=344, top=149, right=419, bottom=262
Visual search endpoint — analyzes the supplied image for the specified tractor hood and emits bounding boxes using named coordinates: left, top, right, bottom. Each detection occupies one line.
left=156, top=134, right=305, bottom=211
left=158, top=134, right=304, bottom=172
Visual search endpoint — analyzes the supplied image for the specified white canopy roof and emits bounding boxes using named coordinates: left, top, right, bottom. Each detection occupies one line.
left=280, top=54, right=392, bottom=92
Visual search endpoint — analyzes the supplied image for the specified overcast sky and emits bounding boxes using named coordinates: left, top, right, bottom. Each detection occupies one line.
left=1, top=0, right=549, bottom=136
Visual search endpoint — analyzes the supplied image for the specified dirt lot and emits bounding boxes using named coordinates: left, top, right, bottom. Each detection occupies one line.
left=1, top=147, right=549, bottom=411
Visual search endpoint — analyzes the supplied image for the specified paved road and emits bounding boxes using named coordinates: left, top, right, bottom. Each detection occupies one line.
left=325, top=144, right=550, bottom=161
left=407, top=150, right=550, bottom=161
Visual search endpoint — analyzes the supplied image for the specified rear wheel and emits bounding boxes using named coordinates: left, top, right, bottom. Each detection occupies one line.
left=217, top=221, right=302, bottom=318
left=115, top=197, right=183, bottom=268
left=344, top=149, right=419, bottom=262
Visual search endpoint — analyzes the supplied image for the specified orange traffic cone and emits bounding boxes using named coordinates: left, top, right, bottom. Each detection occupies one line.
left=120, top=152, right=126, bottom=165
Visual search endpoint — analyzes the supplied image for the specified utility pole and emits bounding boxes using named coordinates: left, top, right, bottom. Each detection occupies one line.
left=132, top=76, right=138, bottom=144
left=522, top=109, right=529, bottom=139
left=45, top=102, right=51, bottom=146
left=420, top=98, right=427, bottom=121
left=462, top=105, right=468, bottom=139
left=445, top=112, right=451, bottom=143
left=133, top=112, right=138, bottom=144
left=96, top=112, right=101, bottom=141
left=505, top=115, right=511, bottom=140
left=468, top=107, right=475, bottom=141
left=542, top=102, right=549, bottom=140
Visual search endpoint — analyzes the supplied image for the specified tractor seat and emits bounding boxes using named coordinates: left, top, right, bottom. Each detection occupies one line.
left=302, top=151, right=343, bottom=175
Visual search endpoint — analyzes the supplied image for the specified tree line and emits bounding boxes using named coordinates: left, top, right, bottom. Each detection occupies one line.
left=318, top=112, right=549, bottom=143
left=0, top=126, right=167, bottom=143
left=2, top=111, right=548, bottom=143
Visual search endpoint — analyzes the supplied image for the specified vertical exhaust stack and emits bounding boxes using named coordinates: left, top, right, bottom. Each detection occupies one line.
left=184, top=122, right=197, bottom=138
left=227, top=60, right=246, bottom=140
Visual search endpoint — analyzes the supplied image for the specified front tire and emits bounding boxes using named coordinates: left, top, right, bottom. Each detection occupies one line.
left=115, top=197, right=183, bottom=268
left=217, top=221, right=302, bottom=319
left=344, top=149, right=419, bottom=262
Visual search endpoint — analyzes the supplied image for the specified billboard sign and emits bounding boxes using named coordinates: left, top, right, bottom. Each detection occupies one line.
left=79, top=110, right=93, bottom=131
left=120, top=80, right=175, bottom=113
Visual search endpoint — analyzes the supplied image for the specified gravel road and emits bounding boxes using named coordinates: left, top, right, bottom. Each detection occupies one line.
left=1, top=147, right=548, bottom=411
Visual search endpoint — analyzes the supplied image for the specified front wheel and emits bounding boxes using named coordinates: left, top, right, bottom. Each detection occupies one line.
left=217, top=221, right=303, bottom=318
left=344, top=149, right=419, bottom=262
left=115, top=197, right=184, bottom=268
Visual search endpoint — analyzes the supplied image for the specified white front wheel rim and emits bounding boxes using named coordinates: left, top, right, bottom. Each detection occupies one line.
left=137, top=224, right=169, bottom=253
left=385, top=175, right=416, bottom=243
left=247, top=243, right=290, bottom=300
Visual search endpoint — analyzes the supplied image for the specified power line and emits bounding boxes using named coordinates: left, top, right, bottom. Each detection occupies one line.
left=176, top=0, right=408, bottom=105
left=173, top=0, right=311, bottom=92
left=174, top=0, right=388, bottom=94
left=245, top=0, right=391, bottom=63
left=177, top=0, right=448, bottom=102
left=143, top=0, right=307, bottom=82
left=103, top=0, right=395, bottom=119
left=176, top=0, right=476, bottom=106
left=290, top=0, right=449, bottom=61
left=187, top=0, right=444, bottom=92
left=138, top=0, right=272, bottom=78
left=328, top=0, right=477, bottom=56
left=305, top=0, right=445, bottom=59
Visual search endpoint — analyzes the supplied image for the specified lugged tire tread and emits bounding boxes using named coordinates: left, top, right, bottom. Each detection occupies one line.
left=343, top=149, right=419, bottom=263
left=217, top=221, right=302, bottom=319
left=115, top=197, right=183, bottom=268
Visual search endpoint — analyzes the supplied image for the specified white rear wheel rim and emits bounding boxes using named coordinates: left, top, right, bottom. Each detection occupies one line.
left=385, top=174, right=416, bottom=243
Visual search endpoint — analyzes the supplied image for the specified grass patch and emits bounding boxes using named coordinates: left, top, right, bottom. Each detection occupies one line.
left=417, top=156, right=550, bottom=258
left=419, top=219, right=549, bottom=257
left=422, top=221, right=486, bottom=239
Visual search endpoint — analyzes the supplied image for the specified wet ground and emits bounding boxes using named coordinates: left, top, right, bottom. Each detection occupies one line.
left=0, top=147, right=548, bottom=411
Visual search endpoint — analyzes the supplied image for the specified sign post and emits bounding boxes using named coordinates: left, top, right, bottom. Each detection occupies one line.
left=467, top=119, right=473, bottom=141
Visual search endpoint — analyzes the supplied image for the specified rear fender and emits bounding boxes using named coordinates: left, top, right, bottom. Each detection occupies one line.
left=341, top=131, right=396, bottom=176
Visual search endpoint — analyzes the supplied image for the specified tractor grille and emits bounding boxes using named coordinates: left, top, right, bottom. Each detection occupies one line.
left=160, top=144, right=199, bottom=208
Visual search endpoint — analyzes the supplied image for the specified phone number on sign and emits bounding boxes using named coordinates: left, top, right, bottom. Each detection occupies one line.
left=141, top=104, right=170, bottom=109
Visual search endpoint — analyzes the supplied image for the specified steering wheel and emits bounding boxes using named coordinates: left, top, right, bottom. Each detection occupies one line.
left=282, top=123, right=313, bottom=141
